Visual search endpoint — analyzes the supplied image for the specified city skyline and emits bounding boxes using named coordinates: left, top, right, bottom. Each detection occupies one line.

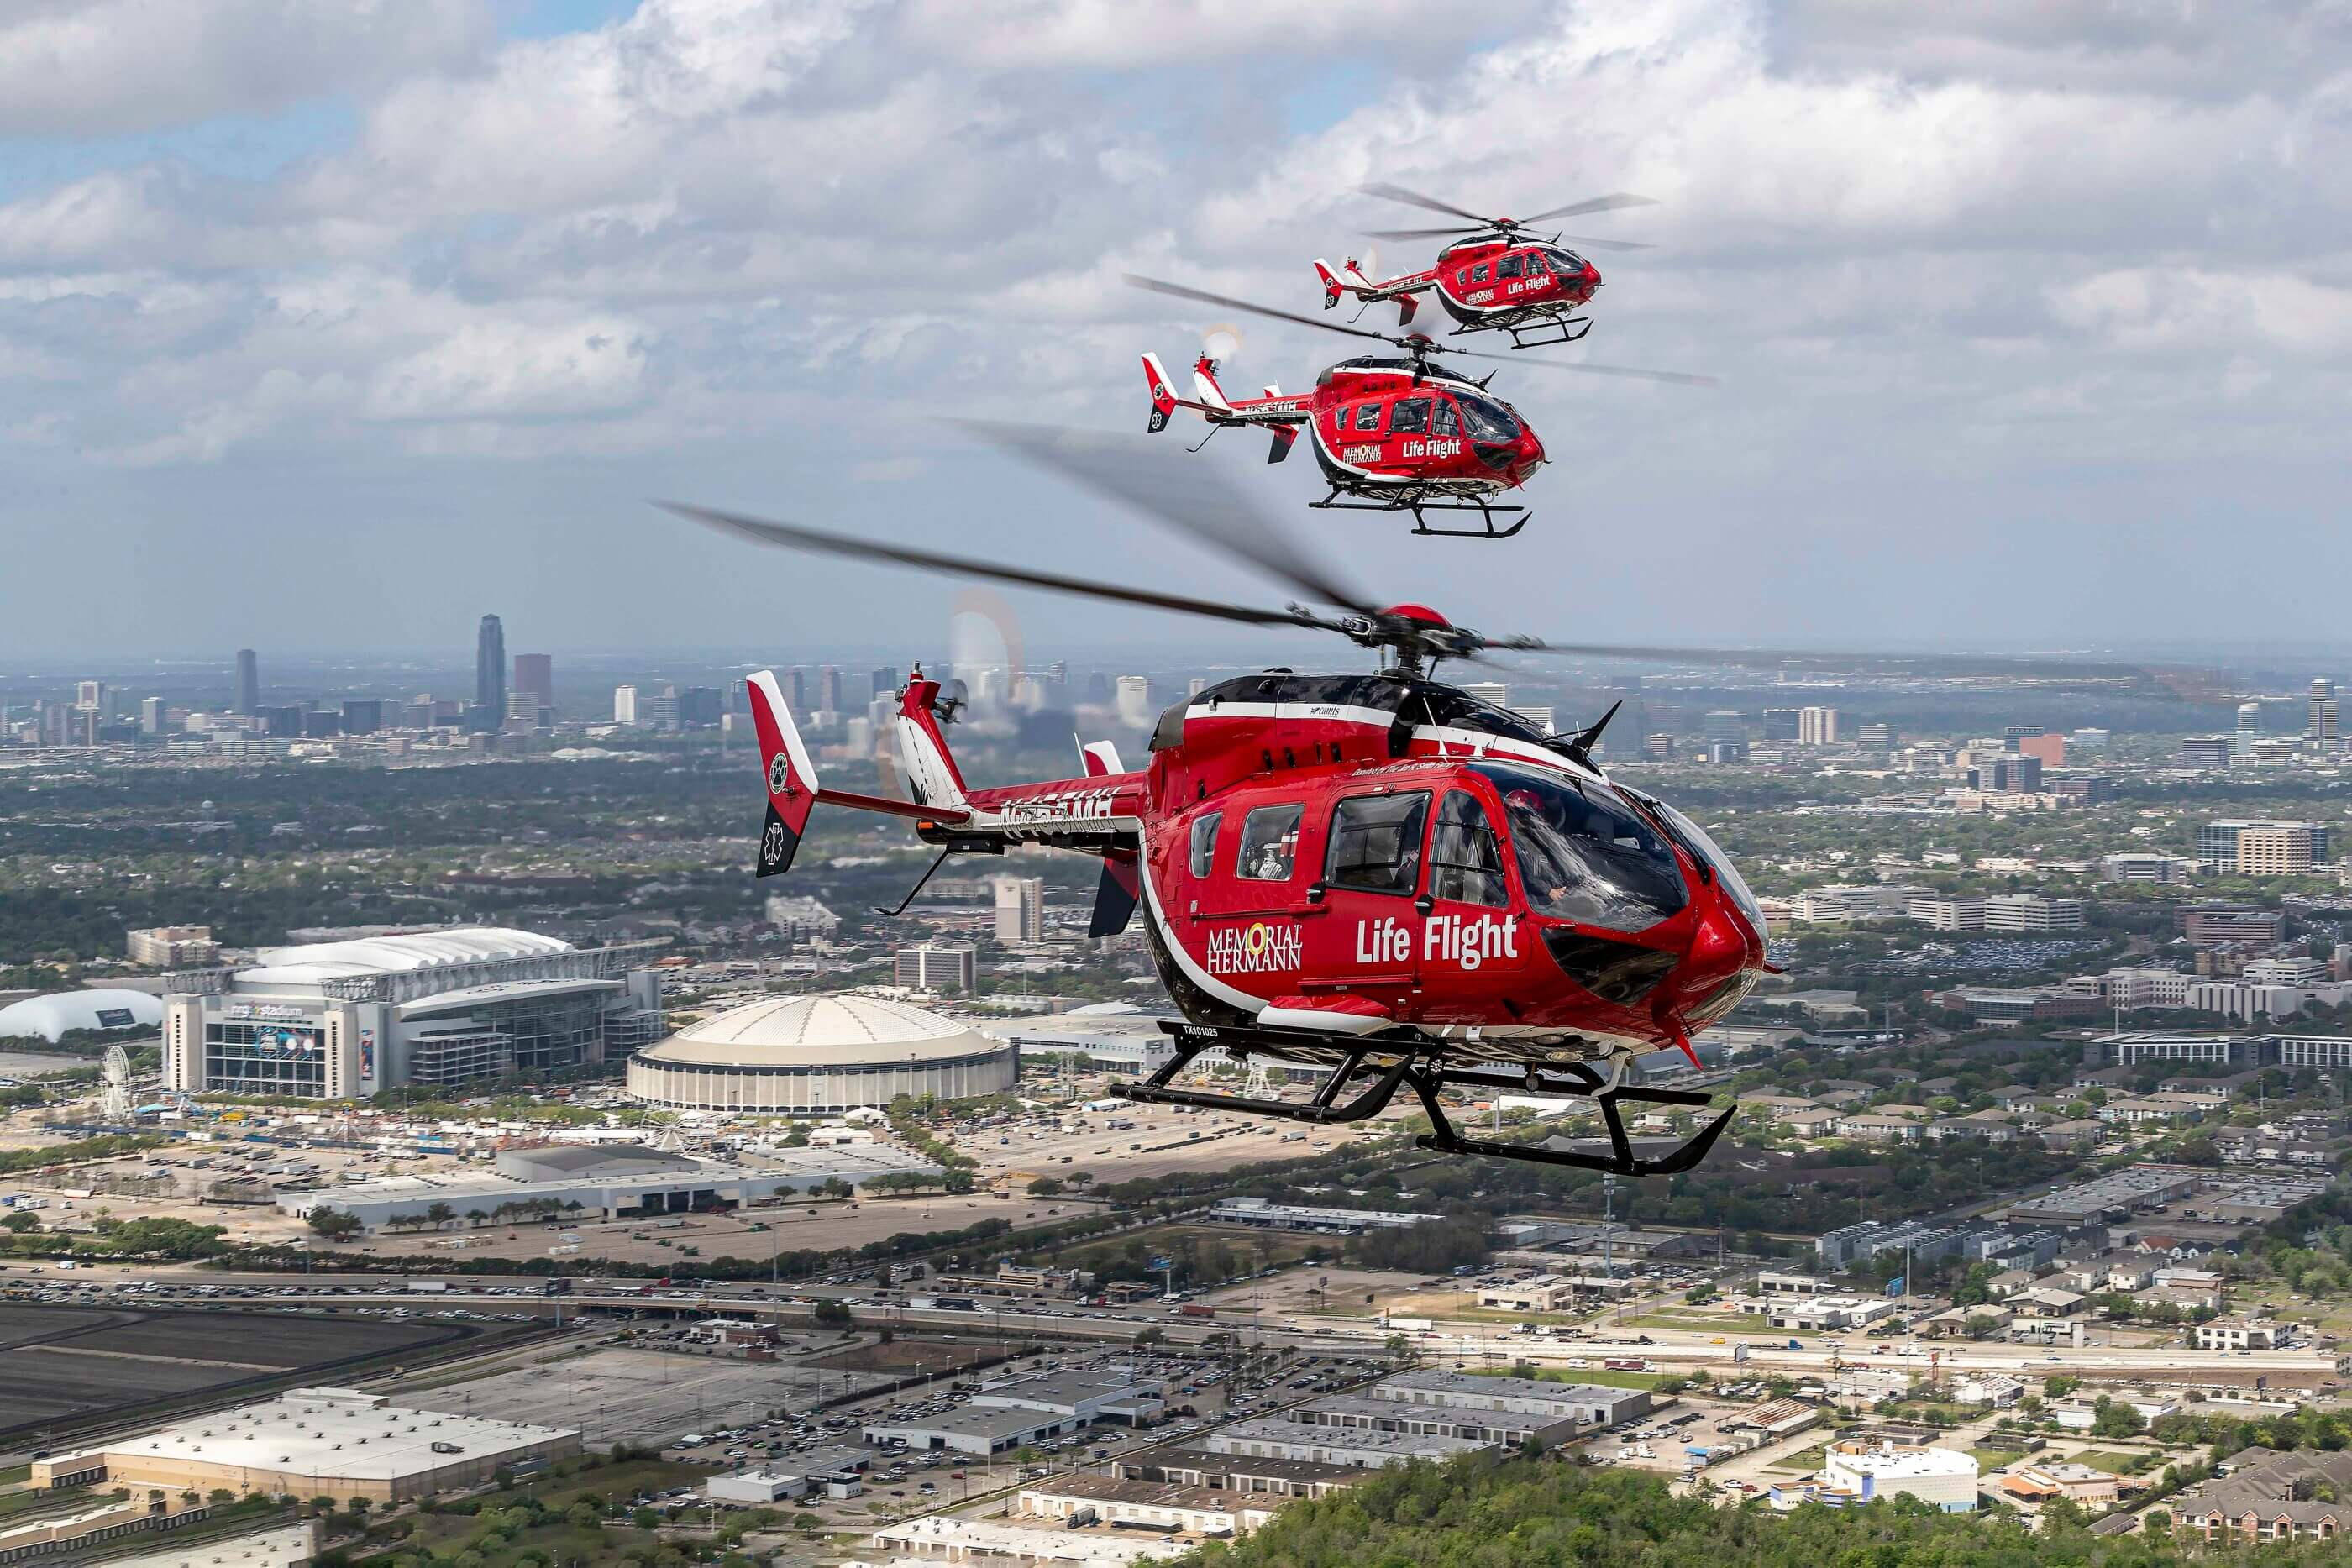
left=2, top=3, right=2349, bottom=656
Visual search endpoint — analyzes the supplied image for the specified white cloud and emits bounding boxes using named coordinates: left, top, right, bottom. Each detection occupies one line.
left=0, top=0, right=488, bottom=135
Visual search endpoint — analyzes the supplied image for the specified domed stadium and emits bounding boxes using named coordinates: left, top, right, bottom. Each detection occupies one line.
left=0, top=988, right=163, bottom=1043
left=626, top=993, right=1016, bottom=1112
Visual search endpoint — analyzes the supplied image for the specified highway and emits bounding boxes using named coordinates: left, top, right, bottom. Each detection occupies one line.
left=13, top=1265, right=2343, bottom=1392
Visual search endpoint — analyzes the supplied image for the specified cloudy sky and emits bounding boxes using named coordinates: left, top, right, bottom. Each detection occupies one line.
left=2, top=0, right=2347, bottom=662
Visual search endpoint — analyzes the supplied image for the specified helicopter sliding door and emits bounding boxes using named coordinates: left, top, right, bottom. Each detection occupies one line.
left=1416, top=786, right=1530, bottom=1021
left=1298, top=785, right=1431, bottom=1014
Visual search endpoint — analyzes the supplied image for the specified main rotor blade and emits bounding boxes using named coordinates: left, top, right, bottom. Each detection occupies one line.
left=1525, top=193, right=1658, bottom=223
left=1557, top=235, right=1656, bottom=252
left=1362, top=224, right=1483, bottom=242
left=1447, top=343, right=1719, bottom=387
left=661, top=502, right=1337, bottom=635
left=1127, top=274, right=1396, bottom=346
left=1359, top=181, right=1491, bottom=224
left=958, top=421, right=1381, bottom=620
left=1491, top=637, right=2229, bottom=695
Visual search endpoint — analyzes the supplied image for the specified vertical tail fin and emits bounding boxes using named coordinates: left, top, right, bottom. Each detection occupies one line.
left=1314, top=259, right=1346, bottom=309
left=1142, top=352, right=1179, bottom=433
left=895, top=673, right=971, bottom=812
left=746, top=670, right=819, bottom=878
left=1189, top=354, right=1232, bottom=412
left=1079, top=739, right=1124, bottom=777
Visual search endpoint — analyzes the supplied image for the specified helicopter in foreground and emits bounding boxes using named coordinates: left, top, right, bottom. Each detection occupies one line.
left=1130, top=274, right=1714, bottom=540
left=665, top=428, right=2197, bottom=1177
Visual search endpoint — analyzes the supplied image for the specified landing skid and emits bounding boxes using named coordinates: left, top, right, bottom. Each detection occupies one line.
left=1452, top=314, right=1593, bottom=349
left=1310, top=488, right=1529, bottom=541
left=1114, top=1021, right=1735, bottom=1177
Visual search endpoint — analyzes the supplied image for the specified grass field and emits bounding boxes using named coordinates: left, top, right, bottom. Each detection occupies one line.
left=346, top=1459, right=709, bottom=1568
left=804, top=1337, right=997, bottom=1374
left=1477, top=1365, right=1679, bottom=1392
left=1030, top=1223, right=1329, bottom=1282
left=1767, top=1444, right=1831, bottom=1471
left=2071, top=1449, right=2160, bottom=1476
left=1970, top=1446, right=2027, bottom=1470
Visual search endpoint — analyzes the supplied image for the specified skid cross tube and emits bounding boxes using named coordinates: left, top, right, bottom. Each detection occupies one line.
left=1115, top=1021, right=1735, bottom=1176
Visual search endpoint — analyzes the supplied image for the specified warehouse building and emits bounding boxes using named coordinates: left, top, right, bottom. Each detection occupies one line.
left=1291, top=1394, right=1578, bottom=1450
left=969, top=1370, right=1164, bottom=1427
left=160, top=928, right=663, bottom=1100
left=628, top=994, right=1017, bottom=1112
left=860, top=1404, right=1079, bottom=1457
left=1208, top=1196, right=1434, bottom=1234
left=277, top=1141, right=942, bottom=1231
left=1204, top=1418, right=1496, bottom=1468
left=2003, top=1167, right=2205, bottom=1227
left=1116, top=1449, right=1364, bottom=1500
left=1820, top=1440, right=1979, bottom=1513
left=1016, top=1475, right=1280, bottom=1535
left=30, top=1388, right=578, bottom=1504
left=1373, top=1369, right=1651, bottom=1429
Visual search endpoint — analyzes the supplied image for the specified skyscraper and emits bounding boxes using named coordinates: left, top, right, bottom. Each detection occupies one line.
left=475, top=615, right=506, bottom=731
left=993, top=877, right=1044, bottom=943
left=2309, top=679, right=2338, bottom=749
left=512, top=653, right=553, bottom=719
left=870, top=667, right=900, bottom=701
left=817, top=665, right=843, bottom=715
left=613, top=684, right=639, bottom=724
left=1798, top=706, right=1840, bottom=744
left=1114, top=675, right=1152, bottom=727
left=234, top=648, right=260, bottom=715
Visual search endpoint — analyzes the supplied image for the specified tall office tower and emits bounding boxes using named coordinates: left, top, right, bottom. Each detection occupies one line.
left=817, top=665, right=843, bottom=715
left=1114, top=675, right=1152, bottom=726
left=1084, top=671, right=1111, bottom=706
left=1702, top=710, right=1746, bottom=742
left=512, top=653, right=554, bottom=718
left=234, top=648, right=260, bottom=715
left=475, top=615, right=507, bottom=728
left=1798, top=706, right=1840, bottom=744
left=1761, top=708, right=1802, bottom=741
left=613, top=684, right=639, bottom=724
left=76, top=679, right=106, bottom=713
left=2309, top=679, right=2339, bottom=749
left=895, top=943, right=977, bottom=993
left=1461, top=682, right=1509, bottom=706
left=783, top=668, right=806, bottom=709
left=993, top=876, right=1044, bottom=943
left=139, top=696, right=164, bottom=735
left=870, top=667, right=900, bottom=700
left=1187, top=677, right=1208, bottom=699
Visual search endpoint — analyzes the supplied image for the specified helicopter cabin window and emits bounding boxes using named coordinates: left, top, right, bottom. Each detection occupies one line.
left=1352, top=402, right=1384, bottom=433
left=1496, top=253, right=1524, bottom=280
left=1544, top=249, right=1583, bottom=275
left=1428, top=790, right=1508, bottom=908
left=1471, top=262, right=1492, bottom=284
left=1325, top=791, right=1431, bottom=896
left=1236, top=804, right=1304, bottom=882
left=1188, top=812, right=1221, bottom=878
left=1431, top=400, right=1460, bottom=438
left=1389, top=398, right=1431, bottom=436
left=1523, top=251, right=1548, bottom=275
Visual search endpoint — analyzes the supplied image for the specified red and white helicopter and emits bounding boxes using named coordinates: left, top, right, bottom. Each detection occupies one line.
left=664, top=428, right=2184, bottom=1176
left=1131, top=274, right=1713, bottom=541
left=1320, top=184, right=1659, bottom=349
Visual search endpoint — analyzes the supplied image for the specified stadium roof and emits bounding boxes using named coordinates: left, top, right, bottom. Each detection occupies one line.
left=642, top=993, right=1002, bottom=1069
left=0, top=988, right=163, bottom=1042
left=243, top=927, right=571, bottom=984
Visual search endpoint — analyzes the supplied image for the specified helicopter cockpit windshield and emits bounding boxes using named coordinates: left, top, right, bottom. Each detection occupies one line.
left=1452, top=391, right=1520, bottom=443
left=1473, top=762, right=1688, bottom=933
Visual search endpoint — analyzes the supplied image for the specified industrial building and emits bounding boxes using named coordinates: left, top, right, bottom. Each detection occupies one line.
left=969, top=1370, right=1164, bottom=1426
left=1208, top=1196, right=1433, bottom=1234
left=2003, top=1167, right=2205, bottom=1227
left=1116, top=1449, right=1364, bottom=1500
left=277, top=1141, right=942, bottom=1231
left=1204, top=1418, right=1496, bottom=1468
left=627, top=994, right=1017, bottom=1112
left=984, top=1009, right=1184, bottom=1075
left=30, top=1387, right=578, bottom=1504
left=860, top=1404, right=1082, bottom=1457
left=1291, top=1394, right=1575, bottom=1450
left=1820, top=1441, right=1979, bottom=1513
left=160, top=928, right=663, bottom=1100
left=1016, top=1475, right=1278, bottom=1536
left=1373, top=1370, right=1651, bottom=1429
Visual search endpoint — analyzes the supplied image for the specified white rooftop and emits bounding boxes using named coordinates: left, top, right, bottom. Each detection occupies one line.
left=242, top=928, right=572, bottom=985
left=1827, top=1444, right=1978, bottom=1479
left=68, top=1387, right=573, bottom=1482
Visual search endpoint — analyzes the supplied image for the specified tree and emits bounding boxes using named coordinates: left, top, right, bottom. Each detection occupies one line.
left=1961, top=1314, right=2001, bottom=1341
left=307, top=1205, right=363, bottom=1242
left=632, top=1508, right=661, bottom=1530
left=1133, top=1326, right=1165, bottom=1346
left=2042, top=1375, right=2080, bottom=1398
left=2091, top=1396, right=2146, bottom=1439
left=812, top=1298, right=852, bottom=1327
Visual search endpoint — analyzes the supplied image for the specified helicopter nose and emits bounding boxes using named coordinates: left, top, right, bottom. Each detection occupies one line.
left=1517, top=431, right=1546, bottom=480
